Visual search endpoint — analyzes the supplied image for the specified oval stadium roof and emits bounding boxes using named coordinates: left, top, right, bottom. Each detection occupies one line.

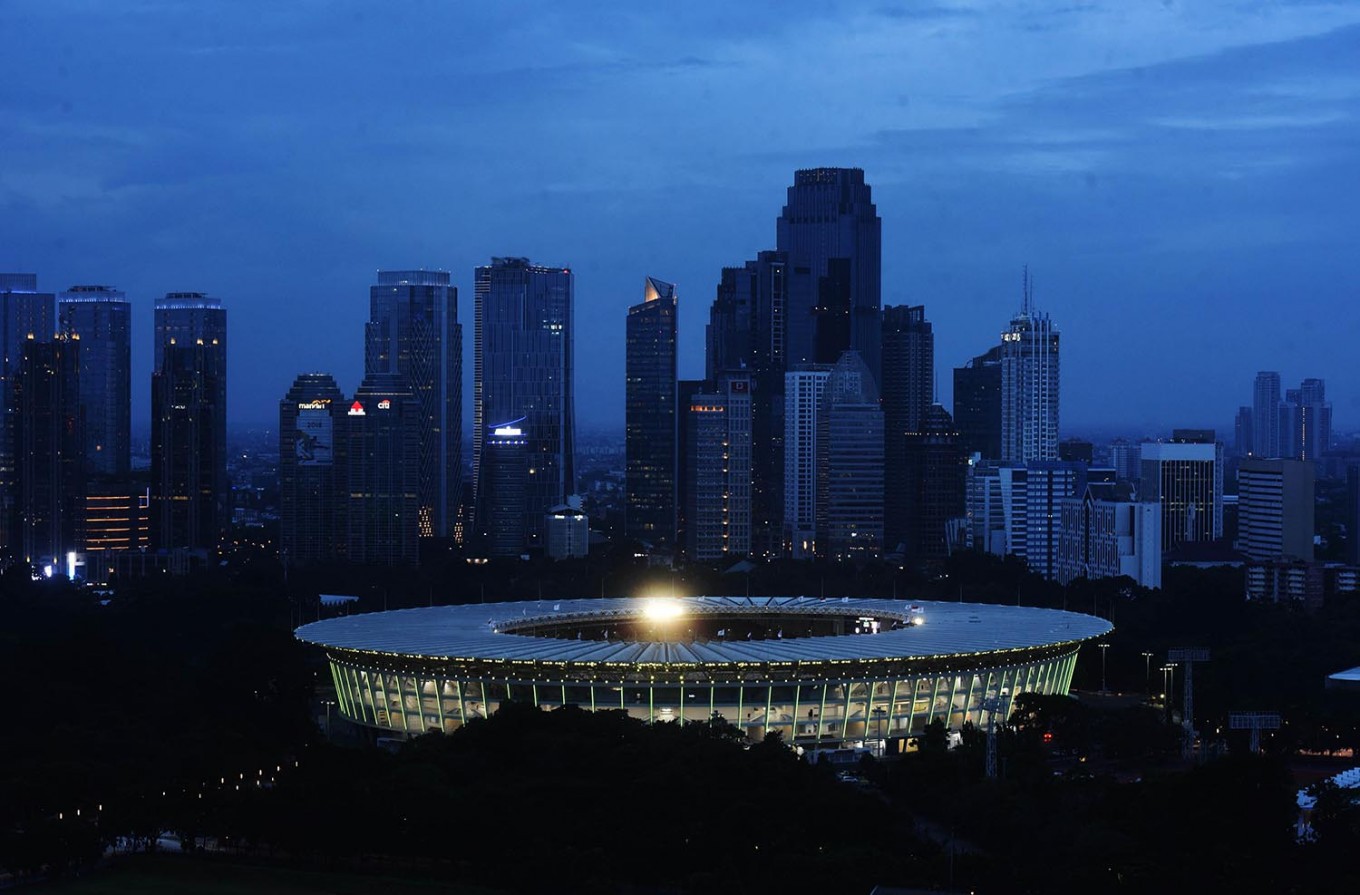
left=295, top=596, right=1112, bottom=666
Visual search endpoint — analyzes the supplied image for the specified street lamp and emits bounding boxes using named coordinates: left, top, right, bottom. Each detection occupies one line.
left=321, top=699, right=336, bottom=737
left=1141, top=651, right=1154, bottom=695
left=1161, top=664, right=1175, bottom=723
left=1097, top=643, right=1110, bottom=694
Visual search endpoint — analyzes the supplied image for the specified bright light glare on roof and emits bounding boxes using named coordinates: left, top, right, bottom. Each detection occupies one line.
left=642, top=597, right=685, bottom=622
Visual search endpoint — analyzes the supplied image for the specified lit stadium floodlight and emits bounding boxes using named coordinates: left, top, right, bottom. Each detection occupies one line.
left=642, top=597, right=685, bottom=622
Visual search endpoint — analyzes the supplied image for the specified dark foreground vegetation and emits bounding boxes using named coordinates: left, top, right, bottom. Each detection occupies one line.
left=4, top=550, right=1360, bottom=892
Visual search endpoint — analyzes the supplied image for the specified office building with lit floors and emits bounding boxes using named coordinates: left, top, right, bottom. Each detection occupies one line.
left=625, top=277, right=678, bottom=547
left=684, top=373, right=752, bottom=561
left=1, top=274, right=55, bottom=558
left=279, top=373, right=349, bottom=566
left=345, top=374, right=420, bottom=565
left=473, top=420, right=529, bottom=558
left=151, top=293, right=227, bottom=555
left=295, top=596, right=1111, bottom=748
left=473, top=258, right=574, bottom=551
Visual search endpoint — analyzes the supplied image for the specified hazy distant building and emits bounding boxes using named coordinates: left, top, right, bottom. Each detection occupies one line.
left=1107, top=439, right=1140, bottom=484
left=901, top=404, right=965, bottom=565
left=822, top=352, right=883, bottom=559
left=345, top=374, right=419, bottom=565
left=366, top=270, right=461, bottom=539
left=58, top=286, right=131, bottom=478
left=15, top=337, right=83, bottom=570
left=279, top=373, right=348, bottom=566
left=1, top=274, right=54, bottom=556
left=473, top=258, right=574, bottom=550
left=1059, top=439, right=1093, bottom=465
left=545, top=504, right=589, bottom=560
left=953, top=345, right=1002, bottom=460
left=783, top=366, right=831, bottom=559
left=625, top=277, right=678, bottom=546
left=776, top=168, right=882, bottom=383
left=1252, top=372, right=1281, bottom=458
left=1139, top=440, right=1223, bottom=552
left=1000, top=276, right=1059, bottom=463
left=1234, top=406, right=1254, bottom=458
left=1057, top=481, right=1162, bottom=588
left=685, top=373, right=752, bottom=561
left=1238, top=457, right=1314, bottom=561
left=151, top=293, right=227, bottom=552
left=1291, top=378, right=1331, bottom=462
left=881, top=305, right=933, bottom=552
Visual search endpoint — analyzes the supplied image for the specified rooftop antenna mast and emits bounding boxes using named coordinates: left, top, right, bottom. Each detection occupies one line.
left=1021, top=265, right=1033, bottom=316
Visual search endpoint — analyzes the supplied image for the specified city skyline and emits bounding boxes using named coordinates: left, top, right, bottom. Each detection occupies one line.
left=4, top=4, right=1360, bottom=435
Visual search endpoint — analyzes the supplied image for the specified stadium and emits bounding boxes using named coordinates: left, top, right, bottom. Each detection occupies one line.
left=295, top=596, right=1112, bottom=749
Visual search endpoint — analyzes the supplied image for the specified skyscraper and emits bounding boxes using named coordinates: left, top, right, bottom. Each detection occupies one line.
left=685, top=373, right=752, bottom=561
left=776, top=168, right=882, bottom=383
left=901, top=404, right=965, bottom=565
left=1293, top=377, right=1331, bottom=461
left=1139, top=439, right=1223, bottom=552
left=625, top=277, right=678, bottom=547
left=473, top=419, right=528, bottom=558
left=783, top=366, right=831, bottom=558
left=366, top=270, right=460, bottom=539
left=473, top=258, right=574, bottom=550
left=345, top=373, right=419, bottom=565
left=59, top=285, right=131, bottom=477
left=821, top=351, right=884, bottom=560
left=151, top=294, right=227, bottom=553
left=15, top=336, right=83, bottom=569
left=881, top=305, right=934, bottom=552
left=953, top=345, right=1002, bottom=460
left=1, top=274, right=54, bottom=556
left=999, top=274, right=1060, bottom=464
left=279, top=373, right=347, bottom=566
left=1252, top=372, right=1281, bottom=458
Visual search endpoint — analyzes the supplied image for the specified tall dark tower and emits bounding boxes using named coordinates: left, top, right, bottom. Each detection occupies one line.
left=151, top=293, right=226, bottom=552
left=59, top=285, right=131, bottom=477
left=881, top=305, right=934, bottom=552
left=902, top=404, right=965, bottom=566
left=15, top=336, right=84, bottom=570
left=366, top=270, right=460, bottom=539
left=279, top=373, right=347, bottom=566
left=1, top=274, right=54, bottom=557
left=953, top=345, right=1002, bottom=460
left=473, top=258, right=574, bottom=550
left=776, top=168, right=882, bottom=384
left=345, top=374, right=419, bottom=565
left=625, top=277, right=678, bottom=546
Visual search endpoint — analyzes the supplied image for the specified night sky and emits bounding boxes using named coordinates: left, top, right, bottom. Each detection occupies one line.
left=3, top=2, right=1359, bottom=435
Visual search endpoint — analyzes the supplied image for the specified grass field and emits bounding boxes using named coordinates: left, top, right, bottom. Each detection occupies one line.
left=38, top=854, right=501, bottom=895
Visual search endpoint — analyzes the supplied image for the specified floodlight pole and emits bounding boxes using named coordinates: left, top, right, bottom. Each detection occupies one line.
left=1168, top=648, right=1210, bottom=760
left=1229, top=712, right=1282, bottom=755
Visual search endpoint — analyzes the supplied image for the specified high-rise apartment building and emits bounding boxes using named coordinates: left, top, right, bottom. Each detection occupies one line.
left=279, top=373, right=348, bottom=566
left=1238, top=458, right=1314, bottom=561
left=1, top=274, right=54, bottom=556
left=625, top=277, right=678, bottom=546
left=821, top=351, right=884, bottom=559
left=966, top=461, right=1084, bottom=579
left=999, top=276, right=1059, bottom=464
left=1056, top=481, right=1162, bottom=588
left=783, top=367, right=831, bottom=558
left=776, top=168, right=882, bottom=383
left=345, top=373, right=419, bottom=565
left=1252, top=371, right=1281, bottom=458
left=881, top=305, right=934, bottom=552
left=685, top=373, right=752, bottom=561
left=953, top=345, right=1002, bottom=460
left=473, top=258, right=574, bottom=550
left=366, top=270, right=460, bottom=539
left=901, top=404, right=965, bottom=565
left=151, top=293, right=227, bottom=552
left=15, top=336, right=83, bottom=569
left=1139, top=439, right=1224, bottom=552
left=473, top=419, right=529, bottom=558
left=1292, top=378, right=1331, bottom=462
left=59, top=286, right=131, bottom=477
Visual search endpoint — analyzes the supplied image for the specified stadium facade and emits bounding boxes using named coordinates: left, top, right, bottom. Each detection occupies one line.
left=295, top=596, right=1110, bottom=748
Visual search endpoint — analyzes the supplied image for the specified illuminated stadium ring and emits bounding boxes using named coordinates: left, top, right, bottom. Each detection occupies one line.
left=296, top=596, right=1111, bottom=749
